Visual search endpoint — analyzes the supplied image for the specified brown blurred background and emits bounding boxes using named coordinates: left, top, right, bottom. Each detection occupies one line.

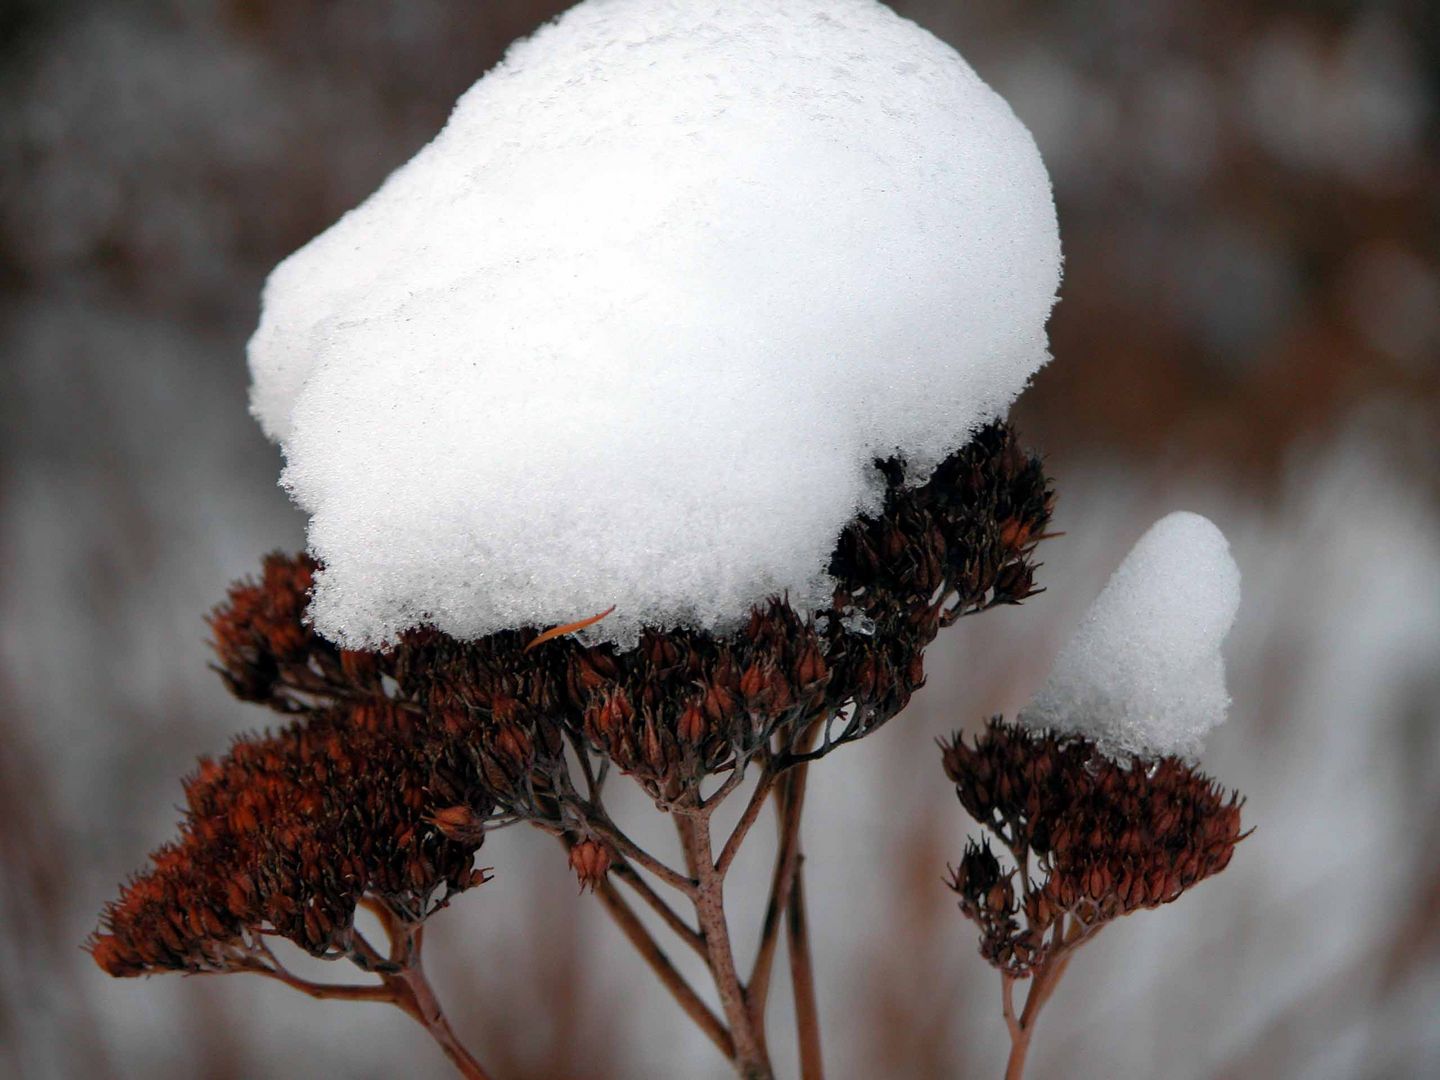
left=2, top=2, right=1438, bottom=1077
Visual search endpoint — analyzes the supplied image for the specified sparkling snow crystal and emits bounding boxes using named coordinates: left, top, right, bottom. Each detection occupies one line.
left=248, top=0, right=1062, bottom=648
left=1020, top=512, right=1242, bottom=761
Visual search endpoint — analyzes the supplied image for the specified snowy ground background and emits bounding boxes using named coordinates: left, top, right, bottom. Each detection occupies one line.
left=2, top=2, right=1437, bottom=1077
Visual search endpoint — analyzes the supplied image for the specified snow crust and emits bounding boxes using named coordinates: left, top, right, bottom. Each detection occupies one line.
left=247, top=0, right=1061, bottom=647
left=1020, top=512, right=1242, bottom=760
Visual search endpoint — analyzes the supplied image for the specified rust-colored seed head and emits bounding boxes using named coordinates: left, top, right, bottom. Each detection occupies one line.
left=568, top=839, right=613, bottom=892
left=943, top=718, right=1246, bottom=975
left=348, top=420, right=1048, bottom=808
left=88, top=696, right=493, bottom=978
left=92, top=421, right=1052, bottom=980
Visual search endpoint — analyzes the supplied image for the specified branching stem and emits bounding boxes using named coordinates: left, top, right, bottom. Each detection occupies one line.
left=749, top=739, right=816, bottom=1033
left=786, top=853, right=823, bottom=1080
left=610, top=856, right=709, bottom=960
left=387, top=959, right=495, bottom=1080
left=685, top=808, right=773, bottom=1079
left=245, top=913, right=493, bottom=1080
left=717, top=767, right=776, bottom=876
left=999, top=922, right=1078, bottom=1080
left=582, top=806, right=699, bottom=896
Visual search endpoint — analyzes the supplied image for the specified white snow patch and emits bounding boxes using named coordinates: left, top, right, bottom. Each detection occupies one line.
left=1020, top=512, right=1241, bottom=760
left=248, top=0, right=1061, bottom=648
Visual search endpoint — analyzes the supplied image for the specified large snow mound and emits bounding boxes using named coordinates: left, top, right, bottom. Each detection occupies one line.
left=1020, top=512, right=1242, bottom=760
left=248, top=0, right=1061, bottom=648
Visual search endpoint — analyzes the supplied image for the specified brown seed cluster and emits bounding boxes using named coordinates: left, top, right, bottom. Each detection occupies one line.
left=92, top=421, right=1051, bottom=977
left=943, top=718, right=1245, bottom=975
left=93, top=555, right=504, bottom=977
left=218, top=420, right=1050, bottom=816
left=207, top=550, right=326, bottom=705
left=90, top=702, right=491, bottom=977
left=402, top=420, right=1052, bottom=807
left=548, top=419, right=1054, bottom=799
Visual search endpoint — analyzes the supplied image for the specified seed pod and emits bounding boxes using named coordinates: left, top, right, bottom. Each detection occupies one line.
left=568, top=839, right=613, bottom=892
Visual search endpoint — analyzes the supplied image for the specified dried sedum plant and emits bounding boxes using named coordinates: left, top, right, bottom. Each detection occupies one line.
left=942, top=510, right=1248, bottom=1076
left=94, top=422, right=1073, bottom=1079
left=90, top=4, right=1248, bottom=1077
left=942, top=721, right=1247, bottom=1078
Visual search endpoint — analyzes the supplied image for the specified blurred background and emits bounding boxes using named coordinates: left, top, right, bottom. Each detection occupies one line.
left=2, top=1, right=1437, bottom=1077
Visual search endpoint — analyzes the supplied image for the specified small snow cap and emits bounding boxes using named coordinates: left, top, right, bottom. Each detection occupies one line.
left=1020, top=512, right=1241, bottom=761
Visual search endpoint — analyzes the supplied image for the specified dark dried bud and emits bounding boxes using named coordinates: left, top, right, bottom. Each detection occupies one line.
left=794, top=641, right=827, bottom=687
left=492, top=723, right=533, bottom=767
left=703, top=681, right=736, bottom=725
left=429, top=805, right=487, bottom=844
left=568, top=839, right=613, bottom=892
left=678, top=701, right=707, bottom=744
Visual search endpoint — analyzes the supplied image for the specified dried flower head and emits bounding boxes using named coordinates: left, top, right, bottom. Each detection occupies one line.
left=89, top=700, right=493, bottom=978
left=395, top=421, right=1050, bottom=811
left=490, top=419, right=1051, bottom=806
left=943, top=718, right=1246, bottom=975
left=93, top=421, right=1052, bottom=987
left=89, top=420, right=1057, bottom=1080
left=212, top=421, right=1050, bottom=813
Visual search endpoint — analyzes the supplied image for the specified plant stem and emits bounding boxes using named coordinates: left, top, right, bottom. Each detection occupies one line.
left=247, top=933, right=493, bottom=1080
left=388, top=961, right=495, bottom=1080
left=785, top=854, right=823, bottom=1080
left=1004, top=1022, right=1032, bottom=1079
left=610, top=856, right=709, bottom=960
left=687, top=809, right=773, bottom=1079
left=1000, top=947, right=1073, bottom=1080
left=593, top=877, right=735, bottom=1058
left=676, top=814, right=701, bottom=878
left=749, top=748, right=814, bottom=1033
left=248, top=963, right=398, bottom=1005
left=717, top=767, right=776, bottom=875
left=584, top=809, right=698, bottom=896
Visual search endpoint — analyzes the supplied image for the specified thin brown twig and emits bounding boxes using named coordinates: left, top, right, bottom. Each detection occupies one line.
left=567, top=729, right=602, bottom=801
left=377, top=916, right=494, bottom=1080
left=387, top=955, right=496, bottom=1080
left=609, top=856, right=709, bottom=960
left=593, top=877, right=735, bottom=1058
left=748, top=732, right=816, bottom=1030
left=1001, top=973, right=1020, bottom=1041
left=583, top=809, right=698, bottom=896
left=1028, top=949, right=1072, bottom=1021
left=717, top=767, right=777, bottom=876
left=246, top=925, right=494, bottom=1080
left=786, top=853, right=824, bottom=1080
left=748, top=828, right=793, bottom=1029
left=347, top=924, right=397, bottom=972
left=677, top=814, right=701, bottom=878
left=267, top=666, right=423, bottom=716
left=1001, top=973, right=1032, bottom=1080
left=1000, top=942, right=1076, bottom=1080
left=685, top=809, right=773, bottom=1079
left=360, top=896, right=402, bottom=949
left=242, top=961, right=397, bottom=1005
left=702, top=763, right=748, bottom=811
